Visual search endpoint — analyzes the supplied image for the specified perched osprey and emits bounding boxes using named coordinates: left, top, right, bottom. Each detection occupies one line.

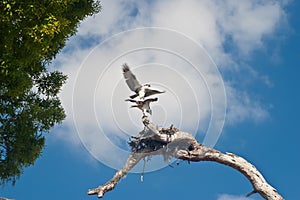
left=125, top=98, right=158, bottom=115
left=122, top=63, right=165, bottom=99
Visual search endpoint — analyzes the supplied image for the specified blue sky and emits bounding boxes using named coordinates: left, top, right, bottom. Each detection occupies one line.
left=1, top=0, right=300, bottom=199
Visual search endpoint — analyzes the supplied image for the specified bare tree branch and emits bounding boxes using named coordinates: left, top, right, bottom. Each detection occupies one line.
left=87, top=152, right=144, bottom=198
left=174, top=146, right=283, bottom=200
left=87, top=117, right=283, bottom=200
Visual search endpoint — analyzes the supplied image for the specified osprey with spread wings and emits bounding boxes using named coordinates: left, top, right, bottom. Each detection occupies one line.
left=125, top=98, right=158, bottom=115
left=122, top=63, right=165, bottom=99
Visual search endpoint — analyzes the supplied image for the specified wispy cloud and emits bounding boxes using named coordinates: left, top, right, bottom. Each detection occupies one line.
left=225, top=84, right=270, bottom=125
left=215, top=0, right=285, bottom=56
left=52, top=0, right=288, bottom=170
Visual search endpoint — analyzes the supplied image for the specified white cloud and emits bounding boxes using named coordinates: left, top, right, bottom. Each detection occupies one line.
left=51, top=0, right=288, bottom=170
left=77, top=0, right=132, bottom=36
left=56, top=28, right=226, bottom=170
left=215, top=0, right=284, bottom=55
left=225, top=85, right=269, bottom=124
left=151, top=0, right=222, bottom=49
left=218, top=194, right=254, bottom=200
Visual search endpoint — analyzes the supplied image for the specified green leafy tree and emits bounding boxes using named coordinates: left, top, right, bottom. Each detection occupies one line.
left=0, top=0, right=101, bottom=185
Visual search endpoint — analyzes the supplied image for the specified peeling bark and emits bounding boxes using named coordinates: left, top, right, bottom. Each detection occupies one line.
left=88, top=117, right=283, bottom=200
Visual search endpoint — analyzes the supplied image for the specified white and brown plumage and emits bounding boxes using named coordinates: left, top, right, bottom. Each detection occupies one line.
left=125, top=98, right=158, bottom=115
left=122, top=63, right=165, bottom=99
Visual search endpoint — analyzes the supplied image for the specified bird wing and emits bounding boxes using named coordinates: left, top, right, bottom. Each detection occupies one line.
left=125, top=99, right=137, bottom=103
left=147, top=97, right=158, bottom=102
left=122, top=63, right=142, bottom=92
left=130, top=105, right=138, bottom=108
left=144, top=98, right=158, bottom=104
left=129, top=93, right=139, bottom=99
left=144, top=88, right=165, bottom=98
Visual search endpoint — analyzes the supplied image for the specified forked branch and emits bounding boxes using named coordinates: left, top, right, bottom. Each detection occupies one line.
left=88, top=117, right=283, bottom=200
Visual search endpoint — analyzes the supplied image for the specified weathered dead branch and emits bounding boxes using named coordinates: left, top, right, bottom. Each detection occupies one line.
left=87, top=152, right=144, bottom=198
left=88, top=117, right=283, bottom=200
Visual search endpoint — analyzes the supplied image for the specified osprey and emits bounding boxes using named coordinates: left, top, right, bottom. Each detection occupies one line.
left=122, top=63, right=165, bottom=99
left=125, top=98, right=158, bottom=115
